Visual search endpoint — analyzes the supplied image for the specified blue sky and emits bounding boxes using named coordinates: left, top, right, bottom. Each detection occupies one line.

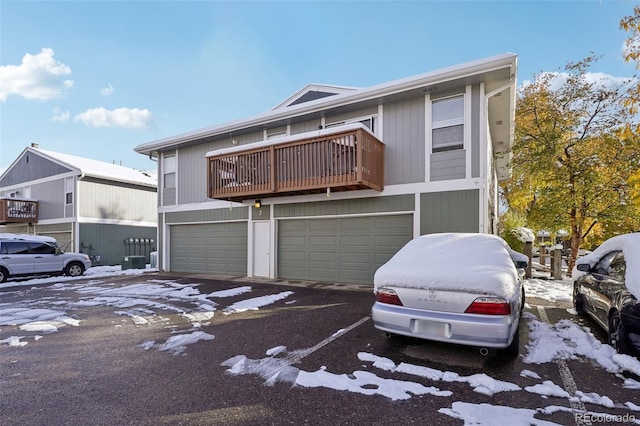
left=1, top=1, right=637, bottom=173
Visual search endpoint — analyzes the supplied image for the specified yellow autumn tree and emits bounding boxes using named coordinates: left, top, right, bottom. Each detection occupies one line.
left=502, top=56, right=640, bottom=274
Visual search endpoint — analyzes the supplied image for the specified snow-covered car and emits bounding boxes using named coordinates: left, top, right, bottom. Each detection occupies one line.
left=371, top=233, right=527, bottom=356
left=0, top=233, right=92, bottom=283
left=573, top=232, right=640, bottom=357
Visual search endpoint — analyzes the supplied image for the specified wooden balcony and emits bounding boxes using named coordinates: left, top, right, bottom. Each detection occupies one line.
left=207, top=126, right=385, bottom=202
left=0, top=198, right=38, bottom=224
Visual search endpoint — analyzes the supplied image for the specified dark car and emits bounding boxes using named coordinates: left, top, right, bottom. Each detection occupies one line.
left=572, top=233, right=640, bottom=357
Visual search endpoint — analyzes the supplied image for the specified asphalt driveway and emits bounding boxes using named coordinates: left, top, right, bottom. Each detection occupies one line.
left=0, top=272, right=638, bottom=425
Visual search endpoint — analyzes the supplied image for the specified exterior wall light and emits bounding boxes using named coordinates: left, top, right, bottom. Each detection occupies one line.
left=254, top=200, right=261, bottom=208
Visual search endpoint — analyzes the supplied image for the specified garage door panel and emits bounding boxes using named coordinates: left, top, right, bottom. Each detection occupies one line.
left=170, top=223, right=247, bottom=275
left=278, top=215, right=412, bottom=284
left=309, top=236, right=337, bottom=246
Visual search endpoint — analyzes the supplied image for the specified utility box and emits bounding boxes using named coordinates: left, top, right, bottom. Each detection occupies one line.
left=122, top=255, right=146, bottom=270
left=150, top=251, right=158, bottom=269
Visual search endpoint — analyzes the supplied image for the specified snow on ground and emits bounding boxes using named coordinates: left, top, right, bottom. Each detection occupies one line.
left=1, top=265, right=639, bottom=424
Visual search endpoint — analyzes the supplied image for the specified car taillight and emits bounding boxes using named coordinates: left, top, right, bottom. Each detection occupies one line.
left=375, top=288, right=403, bottom=306
left=464, top=297, right=511, bottom=315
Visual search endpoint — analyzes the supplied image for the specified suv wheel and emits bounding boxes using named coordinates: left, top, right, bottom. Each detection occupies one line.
left=65, top=262, right=85, bottom=277
left=0, top=267, right=8, bottom=283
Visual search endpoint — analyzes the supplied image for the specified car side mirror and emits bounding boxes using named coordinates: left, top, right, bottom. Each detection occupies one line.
left=576, top=263, right=590, bottom=272
left=55, top=248, right=62, bottom=255
left=514, top=260, right=528, bottom=269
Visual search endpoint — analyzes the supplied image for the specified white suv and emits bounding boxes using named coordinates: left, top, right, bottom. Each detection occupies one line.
left=0, top=234, right=92, bottom=283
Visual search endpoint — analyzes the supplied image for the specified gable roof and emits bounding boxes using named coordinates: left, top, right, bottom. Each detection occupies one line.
left=1, top=146, right=157, bottom=188
left=272, top=84, right=360, bottom=110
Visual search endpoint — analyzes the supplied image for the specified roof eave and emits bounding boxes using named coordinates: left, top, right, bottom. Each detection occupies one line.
left=134, top=53, right=518, bottom=156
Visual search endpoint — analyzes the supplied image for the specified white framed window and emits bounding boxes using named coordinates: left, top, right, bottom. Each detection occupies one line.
left=431, top=95, right=464, bottom=153
left=325, top=115, right=377, bottom=134
left=163, top=154, right=176, bottom=189
left=65, top=177, right=74, bottom=205
left=266, top=130, right=287, bottom=140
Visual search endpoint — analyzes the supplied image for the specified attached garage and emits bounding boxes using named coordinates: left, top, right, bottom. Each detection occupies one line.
left=277, top=214, right=413, bottom=284
left=169, top=222, right=247, bottom=275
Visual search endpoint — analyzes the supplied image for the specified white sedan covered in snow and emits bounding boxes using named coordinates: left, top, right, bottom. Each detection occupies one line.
left=372, top=233, right=527, bottom=356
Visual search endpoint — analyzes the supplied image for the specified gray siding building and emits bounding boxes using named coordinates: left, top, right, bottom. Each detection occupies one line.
left=0, top=146, right=157, bottom=266
left=135, top=54, right=517, bottom=284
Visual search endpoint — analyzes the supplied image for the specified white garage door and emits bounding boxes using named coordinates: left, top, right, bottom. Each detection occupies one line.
left=278, top=215, right=413, bottom=284
left=169, top=223, right=247, bottom=275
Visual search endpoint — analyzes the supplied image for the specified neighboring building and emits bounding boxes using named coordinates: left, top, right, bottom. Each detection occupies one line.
left=0, top=145, right=157, bottom=266
left=134, top=53, right=517, bottom=284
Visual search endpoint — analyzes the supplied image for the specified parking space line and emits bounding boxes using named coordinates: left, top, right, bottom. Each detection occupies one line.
left=286, top=316, right=371, bottom=365
left=537, top=306, right=591, bottom=426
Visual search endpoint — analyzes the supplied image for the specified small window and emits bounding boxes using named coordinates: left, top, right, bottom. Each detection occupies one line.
left=65, top=177, right=74, bottom=205
left=432, top=95, right=464, bottom=153
left=163, top=155, right=176, bottom=189
left=267, top=130, right=287, bottom=140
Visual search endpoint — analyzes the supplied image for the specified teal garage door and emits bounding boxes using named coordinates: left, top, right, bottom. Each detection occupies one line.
left=277, top=215, right=413, bottom=284
left=169, top=223, right=247, bottom=275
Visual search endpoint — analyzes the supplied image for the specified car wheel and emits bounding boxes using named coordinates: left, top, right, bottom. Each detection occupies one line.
left=609, top=311, right=630, bottom=354
left=64, top=262, right=85, bottom=277
left=0, top=267, right=8, bottom=283
left=502, top=323, right=520, bottom=357
left=573, top=283, right=586, bottom=314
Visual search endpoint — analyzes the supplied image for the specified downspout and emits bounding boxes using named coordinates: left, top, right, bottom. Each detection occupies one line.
left=75, top=171, right=84, bottom=252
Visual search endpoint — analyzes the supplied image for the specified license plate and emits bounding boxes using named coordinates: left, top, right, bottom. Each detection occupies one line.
left=413, top=319, right=451, bottom=337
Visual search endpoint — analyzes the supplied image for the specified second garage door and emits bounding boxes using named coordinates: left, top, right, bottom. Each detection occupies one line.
left=278, top=215, right=413, bottom=284
left=169, top=223, right=247, bottom=275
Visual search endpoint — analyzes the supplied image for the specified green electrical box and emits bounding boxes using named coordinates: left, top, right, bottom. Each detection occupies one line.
left=122, top=255, right=146, bottom=270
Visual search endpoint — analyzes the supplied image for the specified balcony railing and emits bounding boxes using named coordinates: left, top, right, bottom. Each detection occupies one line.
left=0, top=198, right=38, bottom=224
left=207, top=126, right=385, bottom=201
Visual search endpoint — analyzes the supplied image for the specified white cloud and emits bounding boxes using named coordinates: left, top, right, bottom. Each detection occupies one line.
left=51, top=107, right=70, bottom=122
left=74, top=107, right=153, bottom=129
left=0, top=48, right=73, bottom=102
left=100, top=83, right=114, bottom=96
left=520, top=71, right=636, bottom=92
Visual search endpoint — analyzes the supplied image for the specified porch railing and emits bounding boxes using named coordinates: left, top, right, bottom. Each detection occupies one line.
left=0, top=198, right=38, bottom=223
left=207, top=127, right=384, bottom=201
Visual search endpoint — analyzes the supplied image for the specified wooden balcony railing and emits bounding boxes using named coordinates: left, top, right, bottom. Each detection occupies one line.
left=207, top=126, right=385, bottom=201
left=0, top=198, right=38, bottom=224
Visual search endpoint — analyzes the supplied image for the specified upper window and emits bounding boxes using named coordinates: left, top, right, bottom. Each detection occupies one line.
left=65, top=177, right=74, bottom=205
left=325, top=116, right=377, bottom=134
left=432, top=95, right=464, bottom=153
left=163, top=155, right=176, bottom=189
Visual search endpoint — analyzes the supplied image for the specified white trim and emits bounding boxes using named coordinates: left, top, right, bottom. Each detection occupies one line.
left=424, top=93, right=431, bottom=182
left=158, top=179, right=484, bottom=215
left=465, top=85, right=472, bottom=179
left=247, top=213, right=254, bottom=276
left=377, top=104, right=384, bottom=139
left=413, top=193, right=421, bottom=238
left=270, top=203, right=276, bottom=278
left=275, top=210, right=414, bottom=221
left=75, top=217, right=157, bottom=227
left=0, top=172, right=81, bottom=192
